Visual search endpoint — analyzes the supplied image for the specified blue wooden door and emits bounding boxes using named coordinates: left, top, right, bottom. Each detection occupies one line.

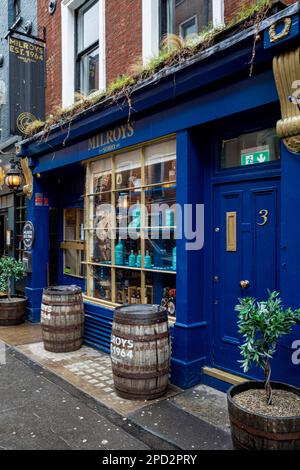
left=213, top=178, right=280, bottom=374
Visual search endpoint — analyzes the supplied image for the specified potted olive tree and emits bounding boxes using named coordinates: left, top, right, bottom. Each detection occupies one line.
left=227, top=291, right=300, bottom=450
left=0, top=257, right=27, bottom=326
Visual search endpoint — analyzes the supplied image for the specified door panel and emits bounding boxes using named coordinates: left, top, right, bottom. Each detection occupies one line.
left=213, top=179, right=280, bottom=374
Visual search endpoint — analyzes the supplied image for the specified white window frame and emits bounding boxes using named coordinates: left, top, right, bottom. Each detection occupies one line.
left=61, top=0, right=106, bottom=107
left=179, top=14, right=198, bottom=39
left=142, top=0, right=224, bottom=65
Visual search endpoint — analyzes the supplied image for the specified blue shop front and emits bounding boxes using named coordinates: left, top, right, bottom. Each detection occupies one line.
left=17, top=3, right=300, bottom=391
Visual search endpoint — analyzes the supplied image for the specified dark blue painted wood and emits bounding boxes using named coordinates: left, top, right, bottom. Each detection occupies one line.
left=213, top=178, right=280, bottom=374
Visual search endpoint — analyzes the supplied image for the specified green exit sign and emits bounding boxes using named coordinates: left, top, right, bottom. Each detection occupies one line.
left=241, top=146, right=270, bottom=166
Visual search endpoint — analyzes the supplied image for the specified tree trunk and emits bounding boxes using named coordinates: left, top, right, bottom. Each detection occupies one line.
left=264, top=357, right=273, bottom=405
left=7, top=276, right=11, bottom=301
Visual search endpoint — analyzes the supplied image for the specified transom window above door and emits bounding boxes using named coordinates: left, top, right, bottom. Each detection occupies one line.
left=76, top=0, right=99, bottom=96
left=160, top=0, right=213, bottom=42
left=221, top=128, right=281, bottom=170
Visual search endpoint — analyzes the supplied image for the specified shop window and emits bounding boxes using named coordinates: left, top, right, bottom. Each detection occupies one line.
left=76, top=0, right=99, bottom=96
left=61, top=208, right=84, bottom=277
left=85, top=139, right=177, bottom=319
left=221, top=128, right=281, bottom=169
left=160, top=0, right=212, bottom=43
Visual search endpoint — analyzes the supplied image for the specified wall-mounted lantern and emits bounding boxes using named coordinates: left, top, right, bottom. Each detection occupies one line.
left=5, top=159, right=23, bottom=191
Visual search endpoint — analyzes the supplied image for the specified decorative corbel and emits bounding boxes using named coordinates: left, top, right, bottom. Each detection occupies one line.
left=20, top=157, right=33, bottom=199
left=273, top=46, right=300, bottom=153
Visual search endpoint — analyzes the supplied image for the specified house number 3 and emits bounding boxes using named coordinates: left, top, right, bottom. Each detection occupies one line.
left=258, top=209, right=269, bottom=226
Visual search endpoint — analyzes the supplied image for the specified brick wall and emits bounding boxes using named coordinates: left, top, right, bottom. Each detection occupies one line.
left=225, top=0, right=297, bottom=24
left=38, top=0, right=62, bottom=116
left=105, top=0, right=142, bottom=86
left=40, top=0, right=298, bottom=114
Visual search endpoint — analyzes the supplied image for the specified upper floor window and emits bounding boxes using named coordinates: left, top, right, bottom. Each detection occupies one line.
left=76, top=0, right=99, bottom=96
left=13, top=0, right=21, bottom=21
left=160, top=0, right=212, bottom=42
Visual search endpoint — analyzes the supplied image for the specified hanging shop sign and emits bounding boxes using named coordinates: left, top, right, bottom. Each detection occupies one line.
left=23, top=221, right=35, bottom=250
left=241, top=146, right=270, bottom=166
left=9, top=37, right=45, bottom=136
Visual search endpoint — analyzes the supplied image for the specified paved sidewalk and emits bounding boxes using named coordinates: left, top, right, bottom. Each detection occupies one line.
left=0, top=323, right=233, bottom=450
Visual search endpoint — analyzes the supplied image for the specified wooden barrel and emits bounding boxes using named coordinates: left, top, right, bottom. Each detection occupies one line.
left=228, top=381, right=300, bottom=450
left=111, top=304, right=170, bottom=400
left=41, top=285, right=84, bottom=353
left=0, top=296, right=27, bottom=326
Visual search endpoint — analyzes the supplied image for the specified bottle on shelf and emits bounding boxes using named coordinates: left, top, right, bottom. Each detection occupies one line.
left=136, top=290, right=141, bottom=304
left=165, top=208, right=175, bottom=227
left=131, top=290, right=137, bottom=304
left=172, top=246, right=176, bottom=271
left=144, top=250, right=152, bottom=269
left=115, top=239, right=124, bottom=266
left=129, top=250, right=136, bottom=267
left=136, top=250, right=142, bottom=268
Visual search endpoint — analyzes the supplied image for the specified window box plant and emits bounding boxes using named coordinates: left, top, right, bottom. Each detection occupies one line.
left=227, top=291, right=300, bottom=450
left=0, top=257, right=27, bottom=326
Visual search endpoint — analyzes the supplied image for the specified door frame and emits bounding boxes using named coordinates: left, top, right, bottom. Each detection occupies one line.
left=202, top=116, right=282, bottom=373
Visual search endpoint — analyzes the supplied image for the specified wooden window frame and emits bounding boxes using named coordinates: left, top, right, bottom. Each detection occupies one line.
left=84, top=137, right=177, bottom=321
left=62, top=208, right=84, bottom=278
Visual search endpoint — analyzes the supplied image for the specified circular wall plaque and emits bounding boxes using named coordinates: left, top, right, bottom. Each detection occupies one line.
left=23, top=221, right=35, bottom=250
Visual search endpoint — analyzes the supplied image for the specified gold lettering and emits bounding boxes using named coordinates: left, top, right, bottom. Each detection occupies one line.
left=113, top=127, right=122, bottom=142
left=106, top=130, right=114, bottom=144
left=127, top=122, right=134, bottom=137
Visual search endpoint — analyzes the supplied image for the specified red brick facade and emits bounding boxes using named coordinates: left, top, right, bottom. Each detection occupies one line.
left=105, top=0, right=143, bottom=86
left=39, top=0, right=298, bottom=116
left=38, top=0, right=62, bottom=117
left=225, top=0, right=297, bottom=23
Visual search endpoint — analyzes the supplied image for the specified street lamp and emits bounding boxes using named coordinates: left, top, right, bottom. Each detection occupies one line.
left=5, top=159, right=23, bottom=191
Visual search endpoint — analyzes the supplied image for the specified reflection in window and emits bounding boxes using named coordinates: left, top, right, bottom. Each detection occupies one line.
left=76, top=0, right=99, bottom=95
left=160, top=0, right=212, bottom=43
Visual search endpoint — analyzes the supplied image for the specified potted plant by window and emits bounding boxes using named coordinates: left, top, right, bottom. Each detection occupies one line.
left=0, top=257, right=27, bottom=326
left=227, top=291, right=300, bottom=450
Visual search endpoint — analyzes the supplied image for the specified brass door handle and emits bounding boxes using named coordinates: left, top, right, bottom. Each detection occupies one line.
left=240, top=280, right=250, bottom=289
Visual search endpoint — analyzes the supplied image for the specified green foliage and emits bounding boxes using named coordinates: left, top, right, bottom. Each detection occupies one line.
left=107, top=75, right=135, bottom=95
left=231, top=0, right=271, bottom=25
left=0, top=257, right=26, bottom=299
left=236, top=291, right=300, bottom=373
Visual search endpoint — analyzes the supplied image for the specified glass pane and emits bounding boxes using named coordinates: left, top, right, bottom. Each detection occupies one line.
left=88, top=229, right=112, bottom=264
left=78, top=209, right=84, bottom=241
left=145, top=272, right=176, bottom=317
left=90, top=265, right=111, bottom=301
left=221, top=128, right=280, bottom=169
left=65, top=209, right=76, bottom=241
left=145, top=140, right=176, bottom=185
left=145, top=237, right=176, bottom=271
left=116, top=190, right=141, bottom=236
left=64, top=249, right=77, bottom=275
left=115, top=269, right=141, bottom=305
left=145, top=185, right=176, bottom=228
left=160, top=0, right=212, bottom=43
left=114, top=237, right=141, bottom=268
left=78, top=1, right=99, bottom=51
left=91, top=158, right=112, bottom=193
left=80, top=48, right=99, bottom=95
left=115, top=149, right=141, bottom=190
